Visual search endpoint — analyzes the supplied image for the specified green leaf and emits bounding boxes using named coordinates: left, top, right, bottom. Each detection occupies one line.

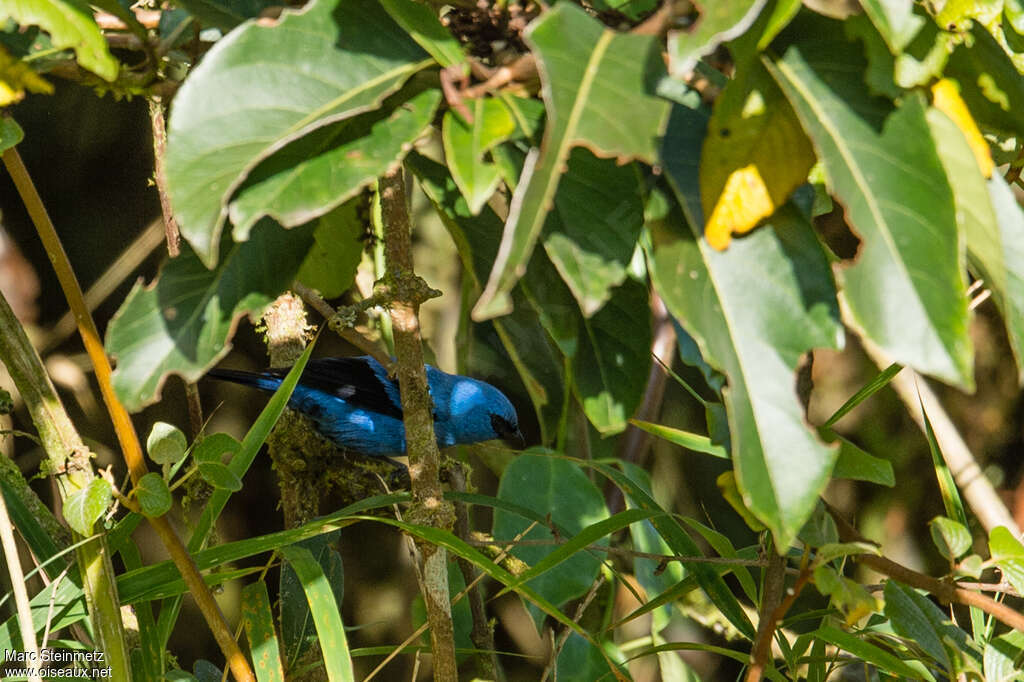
left=542, top=150, right=644, bottom=316
left=884, top=580, right=979, bottom=673
left=192, top=433, right=241, bottom=464
left=921, top=398, right=968, bottom=526
left=946, top=23, right=1024, bottom=139
left=592, top=460, right=756, bottom=640
left=296, top=200, right=365, bottom=299
left=815, top=542, right=880, bottom=564
left=823, top=362, right=902, bottom=428
left=622, top=462, right=684, bottom=634
left=64, top=478, right=113, bottom=536
left=164, top=0, right=430, bottom=266
left=135, top=473, right=173, bottom=518
left=280, top=545, right=354, bottom=682
left=984, top=629, right=1024, bottom=682
left=492, top=454, right=609, bottom=627
left=814, top=625, right=931, bottom=680
left=146, top=422, right=188, bottom=466
left=860, top=0, right=925, bottom=52
left=929, top=516, right=972, bottom=560
left=655, top=102, right=843, bottom=546
left=976, top=175, right=1024, bottom=382
left=927, top=102, right=1024, bottom=383
left=0, top=0, right=118, bottom=80
left=241, top=582, right=285, bottom=682
left=228, top=87, right=441, bottom=240
left=989, top=525, right=1024, bottom=595
left=824, top=429, right=895, bottom=486
left=377, top=0, right=463, bottom=68
left=170, top=0, right=275, bottom=31
left=472, top=2, right=670, bottom=319
left=0, top=117, right=23, bottom=152
left=106, top=219, right=314, bottom=411
left=556, top=633, right=626, bottom=681
left=280, top=534, right=343, bottom=669
left=768, top=29, right=974, bottom=389
left=574, top=277, right=651, bottom=435
left=197, top=461, right=243, bottom=491
left=443, top=97, right=518, bottom=215
left=629, top=419, right=729, bottom=459
left=667, top=0, right=768, bottom=75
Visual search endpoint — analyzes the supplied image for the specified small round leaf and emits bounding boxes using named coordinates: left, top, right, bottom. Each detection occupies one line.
left=929, top=516, right=972, bottom=560
left=147, top=422, right=188, bottom=465
left=136, top=472, right=173, bottom=518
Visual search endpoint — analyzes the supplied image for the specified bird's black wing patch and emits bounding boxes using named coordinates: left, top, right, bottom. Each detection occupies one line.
left=267, top=358, right=404, bottom=420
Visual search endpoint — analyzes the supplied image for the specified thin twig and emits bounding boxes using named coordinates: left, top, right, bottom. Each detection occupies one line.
left=0, top=490, right=42, bottom=682
left=539, top=575, right=607, bottom=682
left=827, top=504, right=1024, bottom=632
left=148, top=98, right=180, bottom=257
left=291, top=281, right=392, bottom=367
left=746, top=548, right=805, bottom=682
left=450, top=464, right=505, bottom=681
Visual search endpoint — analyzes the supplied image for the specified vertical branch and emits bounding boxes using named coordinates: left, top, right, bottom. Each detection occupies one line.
left=0, top=489, right=42, bottom=682
left=378, top=167, right=459, bottom=680
left=148, top=97, right=180, bottom=257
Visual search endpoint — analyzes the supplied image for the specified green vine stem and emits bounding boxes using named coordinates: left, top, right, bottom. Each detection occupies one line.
left=0, top=289, right=130, bottom=680
left=1, top=146, right=255, bottom=682
left=379, top=166, right=459, bottom=680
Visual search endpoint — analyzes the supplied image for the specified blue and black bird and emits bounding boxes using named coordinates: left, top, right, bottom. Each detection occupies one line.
left=208, top=356, right=523, bottom=457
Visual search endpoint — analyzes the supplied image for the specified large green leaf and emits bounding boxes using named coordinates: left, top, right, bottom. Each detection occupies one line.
left=472, top=2, right=670, bottom=319
left=228, top=87, right=440, bottom=240
left=928, top=106, right=1024, bottom=382
left=492, top=454, right=609, bottom=629
left=654, top=100, right=843, bottom=547
left=106, top=219, right=314, bottom=411
left=165, top=0, right=430, bottom=266
left=767, top=27, right=974, bottom=389
left=542, top=149, right=645, bottom=317
left=574, top=277, right=651, bottom=435
left=884, top=581, right=981, bottom=674
left=0, top=0, right=117, bottom=80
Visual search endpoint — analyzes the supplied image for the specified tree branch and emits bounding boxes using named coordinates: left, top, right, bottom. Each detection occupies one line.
left=379, top=167, right=458, bottom=680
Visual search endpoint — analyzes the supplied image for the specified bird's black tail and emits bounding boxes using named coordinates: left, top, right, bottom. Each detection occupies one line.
left=206, top=368, right=284, bottom=393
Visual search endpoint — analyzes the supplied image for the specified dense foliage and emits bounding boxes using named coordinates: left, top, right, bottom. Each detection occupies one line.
left=1, top=0, right=1024, bottom=678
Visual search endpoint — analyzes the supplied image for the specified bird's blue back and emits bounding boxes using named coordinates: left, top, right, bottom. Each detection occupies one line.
left=208, top=356, right=520, bottom=457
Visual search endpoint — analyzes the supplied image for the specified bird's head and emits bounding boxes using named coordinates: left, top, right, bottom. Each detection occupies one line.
left=448, top=377, right=523, bottom=449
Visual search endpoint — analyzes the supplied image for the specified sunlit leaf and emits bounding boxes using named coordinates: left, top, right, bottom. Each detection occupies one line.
left=700, top=60, right=815, bottom=250
left=64, top=478, right=113, bottom=536
left=768, top=23, right=974, bottom=389
left=472, top=3, right=670, bottom=319
left=165, top=0, right=430, bottom=266
left=931, top=78, right=994, bottom=178
left=0, top=0, right=117, bottom=80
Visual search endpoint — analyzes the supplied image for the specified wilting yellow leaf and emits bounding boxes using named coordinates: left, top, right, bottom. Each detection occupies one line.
left=704, top=165, right=774, bottom=250
left=931, top=78, right=993, bottom=178
left=0, top=46, right=53, bottom=106
left=700, top=61, right=816, bottom=251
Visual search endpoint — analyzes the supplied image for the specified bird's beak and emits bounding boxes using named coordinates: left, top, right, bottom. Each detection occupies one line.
left=504, top=429, right=525, bottom=450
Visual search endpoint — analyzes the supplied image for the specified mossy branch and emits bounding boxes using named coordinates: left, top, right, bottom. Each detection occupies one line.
left=379, top=166, right=459, bottom=680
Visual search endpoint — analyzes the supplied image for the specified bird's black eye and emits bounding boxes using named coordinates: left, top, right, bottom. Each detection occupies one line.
left=490, top=413, right=517, bottom=438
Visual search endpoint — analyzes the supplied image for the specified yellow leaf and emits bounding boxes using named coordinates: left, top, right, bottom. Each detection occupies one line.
left=931, top=78, right=993, bottom=178
left=700, top=61, right=816, bottom=251
left=0, top=46, right=53, bottom=106
left=704, top=164, right=774, bottom=250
